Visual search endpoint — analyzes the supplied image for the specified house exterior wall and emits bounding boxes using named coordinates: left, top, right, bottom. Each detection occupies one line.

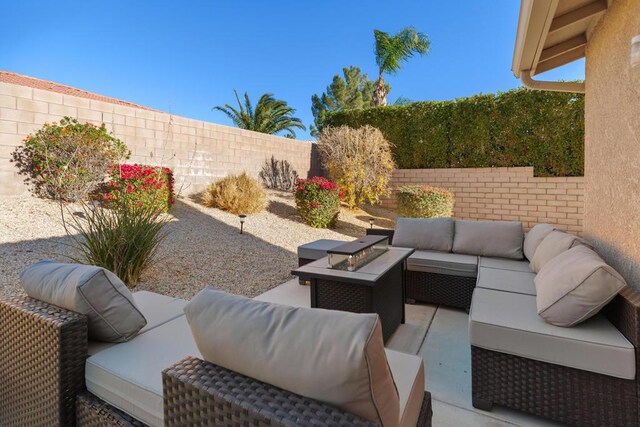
left=382, top=167, right=584, bottom=234
left=584, top=0, right=640, bottom=289
left=0, top=82, right=320, bottom=196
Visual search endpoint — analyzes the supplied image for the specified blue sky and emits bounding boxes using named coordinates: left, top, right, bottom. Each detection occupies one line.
left=1, top=1, right=584, bottom=139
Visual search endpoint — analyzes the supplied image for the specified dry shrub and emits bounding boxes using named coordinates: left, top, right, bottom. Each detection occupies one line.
left=317, top=125, right=395, bottom=208
left=203, top=172, right=267, bottom=214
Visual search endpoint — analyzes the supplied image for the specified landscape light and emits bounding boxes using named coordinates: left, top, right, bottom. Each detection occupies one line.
left=239, top=214, right=247, bottom=234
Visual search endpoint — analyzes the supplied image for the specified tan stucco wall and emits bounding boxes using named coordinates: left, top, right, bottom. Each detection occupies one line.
left=585, top=0, right=640, bottom=289
left=0, top=83, right=320, bottom=196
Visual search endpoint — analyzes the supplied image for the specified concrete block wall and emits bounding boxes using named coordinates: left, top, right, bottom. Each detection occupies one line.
left=0, top=82, right=320, bottom=196
left=382, top=167, right=584, bottom=234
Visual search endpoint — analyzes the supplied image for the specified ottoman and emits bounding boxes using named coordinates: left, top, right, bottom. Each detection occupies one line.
left=297, top=239, right=344, bottom=284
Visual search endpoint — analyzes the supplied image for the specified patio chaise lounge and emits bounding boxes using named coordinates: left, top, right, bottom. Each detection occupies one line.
left=0, top=262, right=431, bottom=427
left=368, top=218, right=640, bottom=426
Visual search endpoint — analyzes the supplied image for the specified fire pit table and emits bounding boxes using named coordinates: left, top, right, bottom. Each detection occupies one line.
left=292, top=235, right=414, bottom=342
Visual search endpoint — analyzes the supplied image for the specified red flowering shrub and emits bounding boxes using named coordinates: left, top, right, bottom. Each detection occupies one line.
left=294, top=176, right=343, bottom=228
left=105, top=164, right=175, bottom=212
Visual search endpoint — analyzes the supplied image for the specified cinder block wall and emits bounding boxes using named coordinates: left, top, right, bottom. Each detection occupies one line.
left=0, top=82, right=320, bottom=196
left=382, top=167, right=584, bottom=234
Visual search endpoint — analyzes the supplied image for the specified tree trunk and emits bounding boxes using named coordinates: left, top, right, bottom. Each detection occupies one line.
left=371, top=76, right=388, bottom=107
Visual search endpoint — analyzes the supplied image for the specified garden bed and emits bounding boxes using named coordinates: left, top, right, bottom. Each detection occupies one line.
left=0, top=190, right=396, bottom=300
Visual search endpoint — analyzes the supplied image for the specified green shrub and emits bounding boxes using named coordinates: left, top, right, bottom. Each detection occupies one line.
left=104, top=164, right=175, bottom=213
left=63, top=203, right=168, bottom=287
left=203, top=172, right=267, bottom=214
left=317, top=125, right=395, bottom=208
left=324, top=87, right=584, bottom=177
left=396, top=185, right=454, bottom=218
left=11, top=117, right=130, bottom=201
left=259, top=156, right=299, bottom=191
left=294, top=176, right=342, bottom=228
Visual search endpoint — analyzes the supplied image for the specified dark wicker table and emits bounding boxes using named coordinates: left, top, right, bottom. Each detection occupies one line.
left=292, top=247, right=414, bottom=342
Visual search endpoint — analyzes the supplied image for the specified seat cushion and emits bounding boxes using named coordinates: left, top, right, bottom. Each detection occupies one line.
left=392, top=217, right=454, bottom=252
left=385, top=349, right=425, bottom=427
left=476, top=267, right=536, bottom=296
left=298, top=239, right=345, bottom=260
left=20, top=260, right=146, bottom=342
left=185, top=287, right=400, bottom=427
left=87, top=291, right=189, bottom=355
left=469, top=288, right=635, bottom=379
left=523, top=223, right=555, bottom=261
left=452, top=220, right=524, bottom=259
left=529, top=230, right=592, bottom=272
left=478, top=257, right=533, bottom=273
left=536, top=246, right=627, bottom=327
left=86, top=316, right=201, bottom=426
left=407, top=250, right=478, bottom=278
left=86, top=313, right=425, bottom=427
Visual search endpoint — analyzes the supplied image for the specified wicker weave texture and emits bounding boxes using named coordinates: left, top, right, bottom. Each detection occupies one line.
left=163, top=356, right=380, bottom=426
left=0, top=295, right=88, bottom=427
left=76, top=392, right=147, bottom=426
left=472, top=345, right=637, bottom=426
left=405, top=270, right=476, bottom=310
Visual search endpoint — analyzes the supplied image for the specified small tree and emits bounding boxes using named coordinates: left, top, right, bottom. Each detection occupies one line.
left=259, top=156, right=299, bottom=191
left=12, top=117, right=130, bottom=201
left=317, top=125, right=395, bottom=209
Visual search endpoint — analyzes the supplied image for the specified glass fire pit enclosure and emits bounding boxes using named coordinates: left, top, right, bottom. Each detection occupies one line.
left=327, top=235, right=389, bottom=271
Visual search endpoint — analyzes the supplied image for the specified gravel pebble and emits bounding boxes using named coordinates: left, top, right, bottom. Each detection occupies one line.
left=0, top=190, right=397, bottom=300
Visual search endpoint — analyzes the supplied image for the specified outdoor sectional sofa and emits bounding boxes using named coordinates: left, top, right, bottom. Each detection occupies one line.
left=368, top=218, right=640, bottom=427
left=0, top=266, right=432, bottom=426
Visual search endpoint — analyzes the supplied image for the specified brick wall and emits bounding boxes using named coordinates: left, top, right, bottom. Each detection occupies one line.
left=0, top=82, right=320, bottom=196
left=383, top=167, right=584, bottom=234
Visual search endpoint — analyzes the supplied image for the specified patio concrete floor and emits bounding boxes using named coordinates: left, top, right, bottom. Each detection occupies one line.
left=421, top=306, right=560, bottom=427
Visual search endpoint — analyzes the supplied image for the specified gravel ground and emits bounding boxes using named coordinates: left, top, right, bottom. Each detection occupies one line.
left=0, top=190, right=396, bottom=300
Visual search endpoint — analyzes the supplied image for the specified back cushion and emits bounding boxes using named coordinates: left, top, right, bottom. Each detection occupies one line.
left=20, top=260, right=146, bottom=342
left=535, top=246, right=626, bottom=327
left=523, top=223, right=555, bottom=261
left=185, top=287, right=400, bottom=426
left=392, top=217, right=454, bottom=252
left=529, top=230, right=592, bottom=272
left=452, top=220, right=524, bottom=259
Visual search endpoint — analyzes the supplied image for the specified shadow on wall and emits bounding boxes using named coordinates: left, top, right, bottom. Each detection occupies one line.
left=307, top=144, right=325, bottom=178
left=586, top=236, right=640, bottom=292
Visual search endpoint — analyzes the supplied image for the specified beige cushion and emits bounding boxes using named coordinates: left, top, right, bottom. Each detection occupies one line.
left=20, top=260, right=146, bottom=342
left=184, top=287, right=400, bottom=427
left=392, top=217, right=454, bottom=252
left=478, top=257, right=532, bottom=273
left=86, top=316, right=200, bottom=426
left=407, top=250, right=478, bottom=278
left=529, top=230, right=591, bottom=272
left=452, top=220, right=524, bottom=259
left=476, top=267, right=536, bottom=296
left=386, top=349, right=425, bottom=427
left=469, top=288, right=635, bottom=379
left=523, top=223, right=555, bottom=261
left=86, top=312, right=424, bottom=427
left=88, top=291, right=189, bottom=356
left=535, top=246, right=627, bottom=327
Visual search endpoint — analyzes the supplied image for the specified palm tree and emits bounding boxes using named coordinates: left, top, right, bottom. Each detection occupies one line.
left=371, top=27, right=431, bottom=107
left=213, top=91, right=306, bottom=138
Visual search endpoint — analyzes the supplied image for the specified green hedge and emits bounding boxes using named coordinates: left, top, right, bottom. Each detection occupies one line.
left=324, top=87, right=584, bottom=177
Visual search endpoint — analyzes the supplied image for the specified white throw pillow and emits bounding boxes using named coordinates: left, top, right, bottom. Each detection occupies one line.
left=523, top=223, right=555, bottom=261
left=535, top=246, right=626, bottom=327
left=529, top=230, right=592, bottom=273
left=20, top=260, right=146, bottom=342
left=184, top=287, right=401, bottom=426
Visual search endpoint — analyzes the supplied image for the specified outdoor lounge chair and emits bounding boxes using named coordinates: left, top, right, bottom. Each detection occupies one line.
left=0, top=288, right=432, bottom=426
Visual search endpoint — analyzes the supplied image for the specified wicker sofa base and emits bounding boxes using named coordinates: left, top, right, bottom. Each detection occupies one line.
left=163, top=356, right=433, bottom=426
left=405, top=270, right=476, bottom=310
left=471, top=345, right=638, bottom=426
left=76, top=392, right=148, bottom=426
